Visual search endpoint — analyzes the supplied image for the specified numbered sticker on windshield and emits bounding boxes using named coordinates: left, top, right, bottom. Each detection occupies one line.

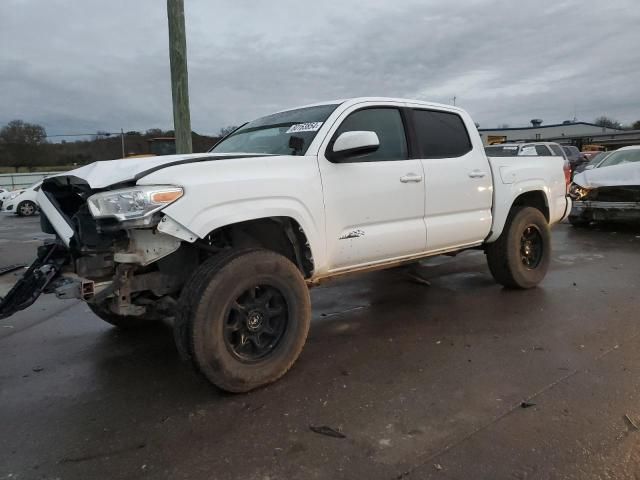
left=286, top=122, right=323, bottom=133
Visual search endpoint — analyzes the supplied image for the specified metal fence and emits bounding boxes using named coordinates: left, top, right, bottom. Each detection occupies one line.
left=0, top=172, right=65, bottom=191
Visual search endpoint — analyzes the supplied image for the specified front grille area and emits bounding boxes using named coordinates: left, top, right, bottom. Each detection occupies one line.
left=585, top=186, right=640, bottom=202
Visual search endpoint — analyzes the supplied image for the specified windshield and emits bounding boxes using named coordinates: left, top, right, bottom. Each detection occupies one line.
left=587, top=151, right=609, bottom=167
left=210, top=104, right=339, bottom=156
left=484, top=145, right=519, bottom=156
left=598, top=149, right=640, bottom=168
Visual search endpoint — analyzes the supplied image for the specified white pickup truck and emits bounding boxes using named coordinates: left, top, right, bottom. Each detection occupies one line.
left=0, top=97, right=570, bottom=392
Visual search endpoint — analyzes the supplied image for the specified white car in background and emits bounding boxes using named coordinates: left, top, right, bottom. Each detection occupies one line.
left=0, top=188, right=11, bottom=208
left=1, top=181, right=42, bottom=216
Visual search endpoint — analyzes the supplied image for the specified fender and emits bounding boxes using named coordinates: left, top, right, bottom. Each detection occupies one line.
left=486, top=156, right=567, bottom=243
left=487, top=180, right=551, bottom=243
left=137, top=156, right=328, bottom=273
left=162, top=197, right=326, bottom=272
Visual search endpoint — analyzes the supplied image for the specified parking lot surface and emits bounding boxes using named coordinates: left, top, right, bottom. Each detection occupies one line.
left=1, top=213, right=640, bottom=479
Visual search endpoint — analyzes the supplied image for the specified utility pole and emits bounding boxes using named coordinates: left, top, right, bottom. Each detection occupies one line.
left=120, top=128, right=125, bottom=158
left=167, top=0, right=192, bottom=154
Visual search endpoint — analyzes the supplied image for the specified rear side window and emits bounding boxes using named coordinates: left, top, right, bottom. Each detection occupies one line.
left=412, top=109, right=472, bottom=158
left=535, top=145, right=552, bottom=156
left=331, top=108, right=408, bottom=162
left=550, top=144, right=565, bottom=157
left=519, top=145, right=537, bottom=156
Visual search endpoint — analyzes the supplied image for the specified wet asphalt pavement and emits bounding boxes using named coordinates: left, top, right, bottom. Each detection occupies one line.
left=1, top=213, right=640, bottom=480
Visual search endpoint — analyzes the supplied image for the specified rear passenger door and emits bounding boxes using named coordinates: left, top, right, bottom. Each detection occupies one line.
left=409, top=107, right=493, bottom=251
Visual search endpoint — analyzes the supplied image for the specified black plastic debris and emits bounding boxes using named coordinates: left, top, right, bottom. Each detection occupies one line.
left=309, top=425, right=346, bottom=439
left=520, top=401, right=536, bottom=409
left=0, top=264, right=26, bottom=276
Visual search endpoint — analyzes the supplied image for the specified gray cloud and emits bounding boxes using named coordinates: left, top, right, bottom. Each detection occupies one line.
left=1, top=0, right=639, bottom=138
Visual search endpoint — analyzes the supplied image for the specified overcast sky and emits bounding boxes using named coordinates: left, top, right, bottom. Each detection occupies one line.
left=1, top=0, right=639, bottom=138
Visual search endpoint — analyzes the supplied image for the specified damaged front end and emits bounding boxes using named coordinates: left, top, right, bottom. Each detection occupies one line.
left=569, top=160, right=640, bottom=224
left=0, top=176, right=198, bottom=320
left=569, top=183, right=640, bottom=223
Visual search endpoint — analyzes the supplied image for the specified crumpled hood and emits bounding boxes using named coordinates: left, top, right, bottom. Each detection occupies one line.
left=573, top=162, right=640, bottom=189
left=45, top=153, right=257, bottom=189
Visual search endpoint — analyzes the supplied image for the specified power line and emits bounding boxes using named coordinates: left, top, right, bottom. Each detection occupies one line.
left=45, top=132, right=120, bottom=138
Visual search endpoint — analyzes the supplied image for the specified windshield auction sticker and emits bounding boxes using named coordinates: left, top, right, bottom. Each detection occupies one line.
left=286, top=122, right=323, bottom=133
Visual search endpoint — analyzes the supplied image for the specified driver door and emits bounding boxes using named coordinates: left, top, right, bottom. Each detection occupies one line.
left=318, top=104, right=427, bottom=271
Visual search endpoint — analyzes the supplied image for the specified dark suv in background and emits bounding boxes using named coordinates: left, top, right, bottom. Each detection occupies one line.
left=562, top=145, right=588, bottom=171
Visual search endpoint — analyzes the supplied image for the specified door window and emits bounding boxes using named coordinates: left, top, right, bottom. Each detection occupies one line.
left=412, top=109, right=472, bottom=158
left=330, top=108, right=408, bottom=162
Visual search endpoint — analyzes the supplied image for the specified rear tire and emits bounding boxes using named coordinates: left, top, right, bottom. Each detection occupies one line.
left=176, top=249, right=311, bottom=393
left=88, top=302, right=157, bottom=329
left=486, top=207, right=551, bottom=289
left=17, top=200, right=37, bottom=217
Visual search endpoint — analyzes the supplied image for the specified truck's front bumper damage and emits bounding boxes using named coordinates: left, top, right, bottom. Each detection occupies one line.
left=1, top=178, right=198, bottom=320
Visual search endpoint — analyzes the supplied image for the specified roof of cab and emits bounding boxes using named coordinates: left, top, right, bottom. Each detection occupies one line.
left=273, top=97, right=466, bottom=115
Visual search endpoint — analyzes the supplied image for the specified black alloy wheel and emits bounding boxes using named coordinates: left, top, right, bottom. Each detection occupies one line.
left=224, top=285, right=288, bottom=362
left=175, top=248, right=311, bottom=393
left=485, top=206, right=551, bottom=289
left=520, top=225, right=543, bottom=269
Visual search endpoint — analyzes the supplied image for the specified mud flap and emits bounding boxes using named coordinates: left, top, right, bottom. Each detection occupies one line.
left=0, top=243, right=67, bottom=320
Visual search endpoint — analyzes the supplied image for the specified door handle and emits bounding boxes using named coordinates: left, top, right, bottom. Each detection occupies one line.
left=400, top=173, right=423, bottom=183
left=468, top=170, right=487, bottom=178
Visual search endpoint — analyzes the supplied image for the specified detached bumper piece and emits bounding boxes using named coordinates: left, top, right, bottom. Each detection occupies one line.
left=0, top=243, right=67, bottom=319
left=0, top=264, right=26, bottom=276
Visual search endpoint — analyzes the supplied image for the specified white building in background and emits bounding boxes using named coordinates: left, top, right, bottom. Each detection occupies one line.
left=479, top=121, right=623, bottom=145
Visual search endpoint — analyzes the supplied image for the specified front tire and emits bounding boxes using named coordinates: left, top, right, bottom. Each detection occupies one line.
left=176, top=249, right=311, bottom=393
left=17, top=200, right=37, bottom=217
left=486, top=207, right=551, bottom=289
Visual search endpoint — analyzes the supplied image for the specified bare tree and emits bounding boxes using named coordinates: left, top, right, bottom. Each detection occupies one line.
left=0, top=120, right=47, bottom=171
left=594, top=116, right=622, bottom=129
left=1, top=120, right=47, bottom=144
left=91, top=130, right=112, bottom=141
left=145, top=128, right=165, bottom=137
left=218, top=125, right=238, bottom=137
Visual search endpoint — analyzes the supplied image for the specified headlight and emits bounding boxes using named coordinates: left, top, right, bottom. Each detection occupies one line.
left=9, top=191, right=24, bottom=200
left=569, top=183, right=590, bottom=200
left=87, top=186, right=183, bottom=221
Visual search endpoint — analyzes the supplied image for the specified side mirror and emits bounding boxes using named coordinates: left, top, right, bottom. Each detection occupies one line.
left=329, top=131, right=379, bottom=161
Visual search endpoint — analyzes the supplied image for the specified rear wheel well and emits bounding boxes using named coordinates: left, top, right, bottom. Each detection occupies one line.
left=512, top=191, right=549, bottom=221
left=200, top=217, right=314, bottom=278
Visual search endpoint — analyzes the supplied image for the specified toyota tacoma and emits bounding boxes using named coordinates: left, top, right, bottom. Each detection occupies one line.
left=0, top=98, right=571, bottom=392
